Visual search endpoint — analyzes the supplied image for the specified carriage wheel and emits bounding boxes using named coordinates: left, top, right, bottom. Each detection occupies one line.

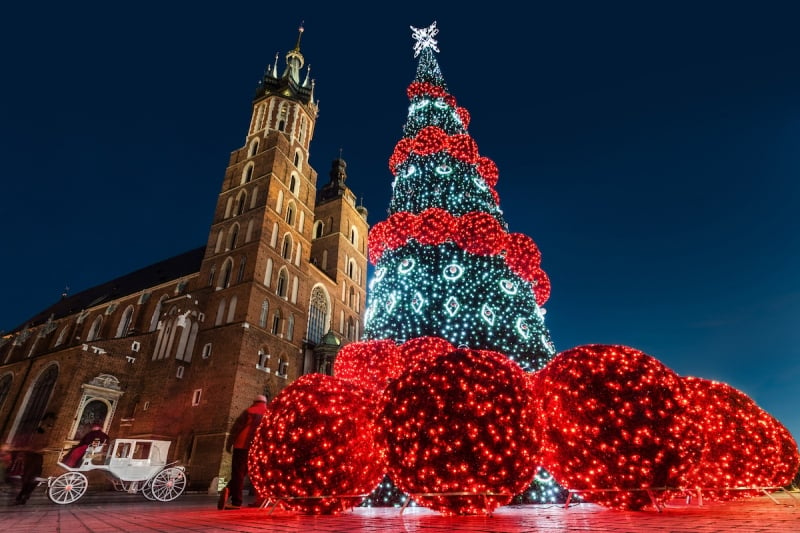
left=48, top=471, right=88, bottom=504
left=149, top=467, right=187, bottom=501
left=141, top=479, right=156, bottom=501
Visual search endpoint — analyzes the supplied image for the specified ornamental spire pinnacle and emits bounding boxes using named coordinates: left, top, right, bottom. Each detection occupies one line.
left=293, top=22, right=305, bottom=52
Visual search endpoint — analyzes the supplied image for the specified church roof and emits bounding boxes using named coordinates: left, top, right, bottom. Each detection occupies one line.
left=10, top=246, right=205, bottom=333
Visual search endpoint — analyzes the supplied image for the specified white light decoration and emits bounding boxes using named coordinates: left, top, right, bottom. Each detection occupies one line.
left=515, top=317, right=530, bottom=340
left=445, top=295, right=460, bottom=316
left=411, top=291, right=426, bottom=314
left=481, top=303, right=495, bottom=326
left=410, top=22, right=440, bottom=57
left=500, top=279, right=518, bottom=295
left=398, top=258, right=416, bottom=274
left=443, top=263, right=464, bottom=281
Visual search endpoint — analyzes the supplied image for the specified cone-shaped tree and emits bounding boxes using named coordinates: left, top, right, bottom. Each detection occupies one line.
left=363, top=22, right=555, bottom=373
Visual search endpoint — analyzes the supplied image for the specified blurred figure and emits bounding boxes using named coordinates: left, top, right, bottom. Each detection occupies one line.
left=10, top=414, right=55, bottom=505
left=218, top=395, right=268, bottom=510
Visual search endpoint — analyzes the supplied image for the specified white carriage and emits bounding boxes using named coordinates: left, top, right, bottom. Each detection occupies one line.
left=48, top=438, right=187, bottom=504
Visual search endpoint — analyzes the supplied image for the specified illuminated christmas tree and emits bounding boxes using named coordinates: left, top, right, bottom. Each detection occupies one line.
left=359, top=22, right=563, bottom=509
left=363, top=22, right=555, bottom=373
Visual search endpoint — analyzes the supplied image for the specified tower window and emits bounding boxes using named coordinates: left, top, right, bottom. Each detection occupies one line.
left=236, top=192, right=247, bottom=215
left=219, top=258, right=234, bottom=289
left=286, top=314, right=294, bottom=341
left=259, top=299, right=269, bottom=328
left=281, top=235, right=293, bottom=260
left=243, top=165, right=254, bottom=184
left=257, top=349, right=270, bottom=370
left=277, top=358, right=288, bottom=377
left=237, top=256, right=247, bottom=283
left=228, top=224, right=239, bottom=249
left=277, top=269, right=288, bottom=298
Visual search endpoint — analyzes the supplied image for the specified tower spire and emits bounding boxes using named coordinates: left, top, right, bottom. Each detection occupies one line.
left=284, top=23, right=306, bottom=83
left=293, top=21, right=305, bottom=52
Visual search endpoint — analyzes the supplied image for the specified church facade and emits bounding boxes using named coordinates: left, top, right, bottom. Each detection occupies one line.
left=0, top=31, right=369, bottom=490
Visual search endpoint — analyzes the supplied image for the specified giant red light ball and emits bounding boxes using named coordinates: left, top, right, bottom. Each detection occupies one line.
left=681, top=376, right=800, bottom=501
left=530, top=344, right=699, bottom=510
left=333, top=339, right=403, bottom=397
left=397, top=335, right=455, bottom=369
left=377, top=348, right=539, bottom=516
left=248, top=374, right=385, bottom=514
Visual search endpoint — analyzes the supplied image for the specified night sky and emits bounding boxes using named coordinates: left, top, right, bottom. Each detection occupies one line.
left=2, top=3, right=799, bottom=441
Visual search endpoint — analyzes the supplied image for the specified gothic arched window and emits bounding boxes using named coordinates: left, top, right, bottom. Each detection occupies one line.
left=87, top=316, right=103, bottom=341
left=0, top=374, right=12, bottom=411
left=307, top=286, right=329, bottom=344
left=13, top=364, right=58, bottom=447
left=276, top=269, right=288, bottom=298
left=259, top=299, right=269, bottom=328
left=115, top=305, right=134, bottom=338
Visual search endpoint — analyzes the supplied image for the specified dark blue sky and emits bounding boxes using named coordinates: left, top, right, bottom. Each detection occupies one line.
left=2, top=2, right=799, bottom=441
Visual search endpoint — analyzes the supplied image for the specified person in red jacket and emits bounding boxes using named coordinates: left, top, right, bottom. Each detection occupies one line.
left=218, top=395, right=268, bottom=509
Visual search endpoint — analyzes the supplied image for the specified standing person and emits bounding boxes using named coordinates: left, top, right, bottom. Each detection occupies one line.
left=218, top=394, right=268, bottom=510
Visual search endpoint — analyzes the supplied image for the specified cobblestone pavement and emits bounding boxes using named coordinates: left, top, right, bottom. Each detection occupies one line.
left=1, top=487, right=798, bottom=532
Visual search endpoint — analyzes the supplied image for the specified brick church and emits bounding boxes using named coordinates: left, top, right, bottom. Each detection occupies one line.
left=0, top=29, right=369, bottom=490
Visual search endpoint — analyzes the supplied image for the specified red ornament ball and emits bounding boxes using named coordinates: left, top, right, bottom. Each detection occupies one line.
left=333, top=339, right=403, bottom=397
left=397, top=335, right=455, bottom=369
left=414, top=126, right=448, bottom=155
left=530, top=344, right=696, bottom=510
left=681, top=376, right=800, bottom=501
left=377, top=348, right=539, bottom=516
left=367, top=220, right=390, bottom=264
left=248, top=374, right=385, bottom=514
left=417, top=208, right=454, bottom=245
left=454, top=211, right=507, bottom=256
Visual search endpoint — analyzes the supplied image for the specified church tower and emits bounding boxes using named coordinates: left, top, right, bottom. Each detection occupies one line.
left=0, top=26, right=370, bottom=491
left=310, top=158, right=369, bottom=371
left=198, top=26, right=319, bottom=338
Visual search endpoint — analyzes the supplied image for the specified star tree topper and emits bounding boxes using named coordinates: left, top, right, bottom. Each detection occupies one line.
left=411, top=22, right=440, bottom=57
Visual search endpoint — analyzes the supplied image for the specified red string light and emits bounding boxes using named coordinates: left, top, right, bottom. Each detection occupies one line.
left=366, top=210, right=549, bottom=305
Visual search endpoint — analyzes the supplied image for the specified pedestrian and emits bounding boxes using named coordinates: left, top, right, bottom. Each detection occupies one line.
left=218, top=394, right=268, bottom=510
left=10, top=413, right=55, bottom=505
